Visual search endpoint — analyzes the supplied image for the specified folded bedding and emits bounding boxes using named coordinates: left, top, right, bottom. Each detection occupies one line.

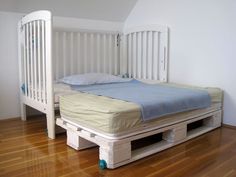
left=59, top=81, right=223, bottom=135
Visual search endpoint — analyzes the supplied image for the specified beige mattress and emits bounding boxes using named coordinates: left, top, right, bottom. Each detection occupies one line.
left=59, top=82, right=223, bottom=136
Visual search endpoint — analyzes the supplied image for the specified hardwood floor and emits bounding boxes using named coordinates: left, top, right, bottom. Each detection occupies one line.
left=1, top=116, right=236, bottom=177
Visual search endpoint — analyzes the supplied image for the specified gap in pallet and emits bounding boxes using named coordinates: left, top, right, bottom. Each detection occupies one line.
left=131, top=133, right=163, bottom=151
left=187, top=119, right=204, bottom=132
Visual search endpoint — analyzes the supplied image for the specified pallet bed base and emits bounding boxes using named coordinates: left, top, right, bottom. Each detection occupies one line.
left=56, top=110, right=222, bottom=169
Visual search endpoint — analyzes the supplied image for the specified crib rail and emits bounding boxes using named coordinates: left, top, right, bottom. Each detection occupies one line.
left=53, top=30, right=120, bottom=81
left=18, top=11, right=53, bottom=111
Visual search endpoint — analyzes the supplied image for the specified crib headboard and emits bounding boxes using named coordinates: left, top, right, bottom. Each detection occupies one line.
left=18, top=10, right=53, bottom=106
left=121, top=25, right=169, bottom=82
left=53, top=29, right=121, bottom=81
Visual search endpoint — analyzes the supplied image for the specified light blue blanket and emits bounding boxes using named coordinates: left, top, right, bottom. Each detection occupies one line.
left=71, top=80, right=211, bottom=121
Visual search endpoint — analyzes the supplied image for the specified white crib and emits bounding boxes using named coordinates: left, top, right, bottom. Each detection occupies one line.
left=18, top=10, right=169, bottom=139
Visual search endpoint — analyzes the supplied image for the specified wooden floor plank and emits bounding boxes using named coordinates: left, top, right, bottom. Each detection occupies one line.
left=0, top=116, right=236, bottom=177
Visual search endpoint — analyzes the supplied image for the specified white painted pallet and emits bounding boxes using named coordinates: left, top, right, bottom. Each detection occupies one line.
left=56, top=109, right=222, bottom=169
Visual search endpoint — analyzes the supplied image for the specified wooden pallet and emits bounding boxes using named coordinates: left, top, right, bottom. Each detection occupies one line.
left=56, top=110, right=222, bottom=169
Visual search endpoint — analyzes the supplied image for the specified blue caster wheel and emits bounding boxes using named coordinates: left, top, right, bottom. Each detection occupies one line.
left=99, top=160, right=107, bottom=170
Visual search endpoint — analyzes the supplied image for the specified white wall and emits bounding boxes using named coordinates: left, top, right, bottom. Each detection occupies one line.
left=53, top=16, right=123, bottom=32
left=0, top=11, right=123, bottom=120
left=0, top=0, right=137, bottom=22
left=125, top=0, right=236, bottom=126
left=0, top=11, right=22, bottom=119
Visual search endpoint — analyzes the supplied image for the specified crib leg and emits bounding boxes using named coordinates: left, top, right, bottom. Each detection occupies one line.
left=46, top=111, right=55, bottom=139
left=20, top=103, right=27, bottom=121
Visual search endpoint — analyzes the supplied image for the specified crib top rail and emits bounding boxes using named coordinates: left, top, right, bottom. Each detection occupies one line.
left=124, top=24, right=168, bottom=35
left=20, top=10, right=51, bottom=26
left=21, top=10, right=52, bottom=25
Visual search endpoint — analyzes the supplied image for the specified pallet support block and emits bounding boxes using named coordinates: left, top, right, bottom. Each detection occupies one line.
left=67, top=130, right=97, bottom=150
left=99, top=142, right=131, bottom=168
left=203, top=111, right=222, bottom=128
left=163, top=123, right=187, bottom=143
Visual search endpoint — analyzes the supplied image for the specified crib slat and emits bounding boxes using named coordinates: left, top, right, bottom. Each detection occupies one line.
left=108, top=34, right=112, bottom=74
left=107, top=34, right=112, bottom=74
left=27, top=22, right=31, bottom=98
left=128, top=34, right=132, bottom=78
left=96, top=34, right=101, bottom=72
left=33, top=21, right=37, bottom=100
left=22, top=25, right=27, bottom=96
left=84, top=33, right=88, bottom=73
left=41, top=21, right=46, bottom=103
left=142, top=32, right=147, bottom=79
left=132, top=33, right=137, bottom=78
left=70, top=32, right=74, bottom=75
left=121, top=35, right=128, bottom=75
left=137, top=32, right=142, bottom=79
left=103, top=34, right=107, bottom=73
left=29, top=22, right=35, bottom=99
left=147, top=32, right=153, bottom=79
left=114, top=34, right=118, bottom=75
left=90, top=33, right=94, bottom=72
left=55, top=32, right=59, bottom=81
left=153, top=32, right=159, bottom=80
left=26, top=24, right=30, bottom=97
left=77, top=32, right=81, bottom=73
left=62, top=32, right=66, bottom=77
left=161, top=30, right=168, bottom=82
left=159, top=32, right=166, bottom=82
left=37, top=21, right=42, bottom=102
